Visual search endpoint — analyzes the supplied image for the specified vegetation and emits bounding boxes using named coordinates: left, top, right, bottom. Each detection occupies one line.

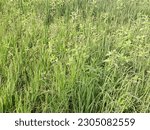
left=0, top=0, right=150, bottom=112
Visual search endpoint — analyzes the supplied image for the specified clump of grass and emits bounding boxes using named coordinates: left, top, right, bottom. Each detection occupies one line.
left=0, top=0, right=150, bottom=112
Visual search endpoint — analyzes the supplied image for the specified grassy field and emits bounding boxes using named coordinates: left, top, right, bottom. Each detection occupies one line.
left=0, top=0, right=150, bottom=113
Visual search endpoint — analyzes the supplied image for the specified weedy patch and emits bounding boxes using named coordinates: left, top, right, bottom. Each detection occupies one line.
left=0, top=0, right=150, bottom=112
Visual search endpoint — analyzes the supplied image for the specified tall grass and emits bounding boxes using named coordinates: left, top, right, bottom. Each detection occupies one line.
left=0, top=0, right=150, bottom=112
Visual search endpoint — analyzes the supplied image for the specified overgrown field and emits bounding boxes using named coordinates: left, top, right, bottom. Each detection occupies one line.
left=0, top=0, right=150, bottom=112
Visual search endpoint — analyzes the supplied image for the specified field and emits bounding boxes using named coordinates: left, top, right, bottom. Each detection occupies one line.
left=0, top=0, right=150, bottom=112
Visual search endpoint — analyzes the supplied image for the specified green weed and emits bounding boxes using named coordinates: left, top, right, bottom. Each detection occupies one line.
left=0, top=0, right=150, bottom=112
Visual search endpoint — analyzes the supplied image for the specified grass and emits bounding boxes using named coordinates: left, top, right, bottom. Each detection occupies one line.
left=0, top=0, right=150, bottom=113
